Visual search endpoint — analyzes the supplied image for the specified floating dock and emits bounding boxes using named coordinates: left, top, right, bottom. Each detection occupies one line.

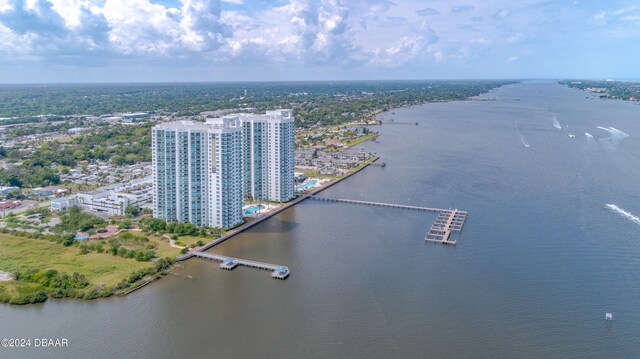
left=193, top=252, right=289, bottom=279
left=424, top=209, right=467, bottom=245
left=219, top=257, right=239, bottom=270
left=310, top=196, right=468, bottom=245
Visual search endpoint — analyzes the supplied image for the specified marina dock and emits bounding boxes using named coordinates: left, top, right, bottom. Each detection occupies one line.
left=193, top=252, right=290, bottom=279
left=309, top=196, right=468, bottom=245
left=424, top=209, right=467, bottom=245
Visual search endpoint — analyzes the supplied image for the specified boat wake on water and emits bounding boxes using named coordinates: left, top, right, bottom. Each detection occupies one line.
left=597, top=126, right=629, bottom=139
left=552, top=115, right=561, bottom=129
left=597, top=126, right=629, bottom=148
left=514, top=119, right=530, bottom=148
left=605, top=204, right=640, bottom=225
left=518, top=132, right=530, bottom=148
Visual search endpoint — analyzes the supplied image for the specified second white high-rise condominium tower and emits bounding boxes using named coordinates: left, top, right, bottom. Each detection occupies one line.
left=241, top=109, right=295, bottom=202
left=206, top=116, right=244, bottom=228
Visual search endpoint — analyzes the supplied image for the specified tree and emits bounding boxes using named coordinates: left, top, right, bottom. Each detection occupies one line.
left=79, top=243, right=90, bottom=255
left=111, top=154, right=125, bottom=166
left=53, top=206, right=106, bottom=234
left=60, top=233, right=76, bottom=247
left=118, top=218, right=132, bottom=230
left=117, top=247, right=128, bottom=257
left=124, top=205, right=140, bottom=218
left=6, top=189, right=24, bottom=200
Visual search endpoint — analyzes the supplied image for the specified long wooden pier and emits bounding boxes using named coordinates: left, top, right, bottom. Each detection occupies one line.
left=383, top=121, right=419, bottom=125
left=193, top=252, right=289, bottom=279
left=309, top=196, right=468, bottom=245
left=309, top=196, right=445, bottom=212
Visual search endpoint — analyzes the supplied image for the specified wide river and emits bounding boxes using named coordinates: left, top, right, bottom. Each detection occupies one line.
left=1, top=81, right=639, bottom=358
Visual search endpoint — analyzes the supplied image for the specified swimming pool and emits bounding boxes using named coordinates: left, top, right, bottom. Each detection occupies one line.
left=296, top=179, right=318, bottom=191
left=244, top=205, right=265, bottom=215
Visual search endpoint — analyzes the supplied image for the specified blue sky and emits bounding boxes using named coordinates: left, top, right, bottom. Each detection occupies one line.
left=0, top=0, right=638, bottom=83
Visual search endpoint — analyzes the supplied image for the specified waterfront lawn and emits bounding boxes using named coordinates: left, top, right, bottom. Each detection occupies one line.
left=352, top=155, right=380, bottom=172
left=296, top=168, right=341, bottom=180
left=140, top=234, right=181, bottom=257
left=0, top=234, right=155, bottom=303
left=297, top=155, right=380, bottom=180
left=132, top=233, right=210, bottom=256
left=174, top=235, right=208, bottom=247
left=342, top=132, right=379, bottom=147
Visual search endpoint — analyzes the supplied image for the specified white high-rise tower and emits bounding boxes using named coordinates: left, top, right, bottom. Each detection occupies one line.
left=152, top=116, right=243, bottom=229
left=205, top=115, right=243, bottom=228
left=241, top=109, right=295, bottom=202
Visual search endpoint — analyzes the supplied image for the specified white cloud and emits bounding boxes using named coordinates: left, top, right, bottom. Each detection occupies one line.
left=468, top=37, right=490, bottom=44
left=222, top=0, right=354, bottom=64
left=0, top=22, right=34, bottom=55
left=593, top=4, right=640, bottom=25
left=416, top=8, right=439, bottom=17
left=452, top=5, right=474, bottom=13
left=507, top=55, right=518, bottom=62
left=0, top=0, right=13, bottom=13
left=99, top=0, right=229, bottom=55
left=179, top=0, right=229, bottom=51
left=48, top=0, right=88, bottom=28
left=612, top=5, right=637, bottom=16
left=368, top=26, right=438, bottom=67
left=493, top=9, right=510, bottom=19
left=506, top=32, right=523, bottom=43
left=434, top=50, right=443, bottom=63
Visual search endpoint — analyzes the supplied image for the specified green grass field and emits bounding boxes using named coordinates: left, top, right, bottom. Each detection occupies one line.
left=141, top=233, right=182, bottom=257
left=0, top=234, right=156, bottom=301
left=175, top=235, right=208, bottom=247
left=342, top=132, right=379, bottom=147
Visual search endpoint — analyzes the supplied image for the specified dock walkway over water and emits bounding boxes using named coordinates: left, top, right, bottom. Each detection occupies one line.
left=309, top=196, right=468, bottom=245
left=193, top=252, right=289, bottom=279
left=424, top=209, right=467, bottom=245
left=310, top=196, right=444, bottom=212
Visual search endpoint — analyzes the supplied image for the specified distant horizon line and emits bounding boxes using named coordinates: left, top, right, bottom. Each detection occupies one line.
left=0, top=78, right=637, bottom=86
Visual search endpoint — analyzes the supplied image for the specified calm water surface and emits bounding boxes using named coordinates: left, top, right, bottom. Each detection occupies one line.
left=1, top=81, right=639, bottom=358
